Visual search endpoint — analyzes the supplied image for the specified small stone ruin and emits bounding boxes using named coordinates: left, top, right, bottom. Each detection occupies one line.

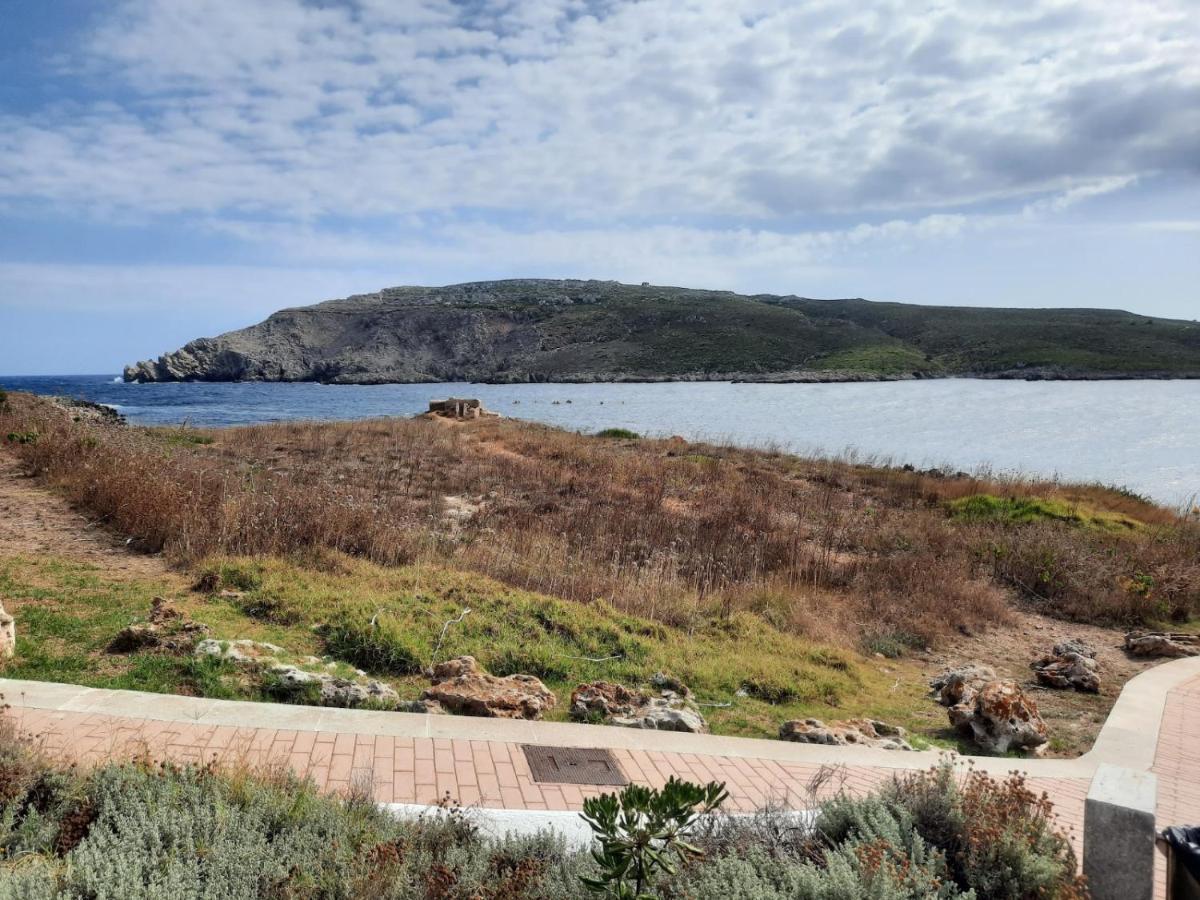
left=427, top=397, right=498, bottom=420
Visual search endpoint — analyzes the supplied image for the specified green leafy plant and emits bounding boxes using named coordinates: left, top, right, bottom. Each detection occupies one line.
left=595, top=427, right=640, bottom=439
left=580, top=777, right=728, bottom=899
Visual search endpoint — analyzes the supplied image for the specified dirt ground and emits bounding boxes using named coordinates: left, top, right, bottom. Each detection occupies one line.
left=923, top=611, right=1162, bottom=755
left=0, top=446, right=1165, bottom=757
left=0, top=451, right=169, bottom=579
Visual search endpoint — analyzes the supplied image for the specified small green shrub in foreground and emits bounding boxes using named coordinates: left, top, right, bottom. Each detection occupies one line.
left=581, top=777, right=728, bottom=898
left=595, top=428, right=640, bottom=439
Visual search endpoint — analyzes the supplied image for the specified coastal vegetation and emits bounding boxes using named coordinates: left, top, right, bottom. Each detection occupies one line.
left=1, top=391, right=1197, bottom=749
left=0, top=713, right=1086, bottom=899
left=123, top=279, right=1200, bottom=384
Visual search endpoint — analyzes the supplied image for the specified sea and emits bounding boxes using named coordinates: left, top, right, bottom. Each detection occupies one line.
left=2, top=374, right=1197, bottom=508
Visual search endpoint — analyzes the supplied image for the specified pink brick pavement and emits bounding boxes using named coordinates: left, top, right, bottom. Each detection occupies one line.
left=5, top=668, right=1199, bottom=896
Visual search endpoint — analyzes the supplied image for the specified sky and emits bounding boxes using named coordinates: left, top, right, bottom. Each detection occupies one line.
left=1, top=0, right=1198, bottom=374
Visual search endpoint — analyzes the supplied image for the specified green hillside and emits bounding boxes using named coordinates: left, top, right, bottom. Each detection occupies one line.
left=124, top=279, right=1200, bottom=383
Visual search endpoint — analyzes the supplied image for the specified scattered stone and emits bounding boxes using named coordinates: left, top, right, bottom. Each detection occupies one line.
left=932, top=663, right=1048, bottom=754
left=929, top=663, right=996, bottom=707
left=108, top=598, right=209, bottom=654
left=429, top=656, right=481, bottom=680
left=0, top=602, right=14, bottom=659
left=52, top=396, right=125, bottom=426
left=569, top=680, right=708, bottom=733
left=1031, top=641, right=1100, bottom=692
left=268, top=663, right=400, bottom=708
left=571, top=681, right=645, bottom=719
left=396, top=698, right=446, bottom=715
left=947, top=680, right=1048, bottom=754
left=649, top=671, right=693, bottom=699
left=1054, top=638, right=1095, bottom=658
left=194, top=638, right=284, bottom=664
left=778, top=718, right=914, bottom=751
left=422, top=655, right=556, bottom=720
left=1124, top=631, right=1200, bottom=659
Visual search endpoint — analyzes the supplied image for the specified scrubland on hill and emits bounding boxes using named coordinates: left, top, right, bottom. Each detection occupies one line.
left=1, top=390, right=1197, bottom=751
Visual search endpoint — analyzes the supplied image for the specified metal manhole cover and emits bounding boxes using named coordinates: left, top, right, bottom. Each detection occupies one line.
left=522, top=745, right=628, bottom=786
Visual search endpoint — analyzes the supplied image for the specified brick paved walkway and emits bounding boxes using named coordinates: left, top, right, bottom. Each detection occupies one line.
left=4, top=660, right=1199, bottom=895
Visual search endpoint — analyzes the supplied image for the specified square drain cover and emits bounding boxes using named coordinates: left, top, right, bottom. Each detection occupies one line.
left=522, top=745, right=628, bottom=786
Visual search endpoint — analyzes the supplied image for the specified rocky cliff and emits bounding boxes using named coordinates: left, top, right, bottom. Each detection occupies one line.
left=124, top=279, right=1200, bottom=384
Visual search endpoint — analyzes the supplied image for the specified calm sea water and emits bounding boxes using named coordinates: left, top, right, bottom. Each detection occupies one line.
left=3, top=374, right=1197, bottom=507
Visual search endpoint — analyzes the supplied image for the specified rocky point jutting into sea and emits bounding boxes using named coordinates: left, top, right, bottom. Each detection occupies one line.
left=123, top=279, right=1200, bottom=385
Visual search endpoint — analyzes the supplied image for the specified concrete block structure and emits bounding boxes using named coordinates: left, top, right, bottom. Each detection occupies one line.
left=1084, top=764, right=1158, bottom=900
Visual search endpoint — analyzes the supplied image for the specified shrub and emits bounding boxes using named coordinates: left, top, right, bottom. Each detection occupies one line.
left=595, top=428, right=640, bottom=439
left=860, top=627, right=924, bottom=659
left=1, top=720, right=1087, bottom=900
left=879, top=762, right=1088, bottom=899
left=581, top=777, right=728, bottom=898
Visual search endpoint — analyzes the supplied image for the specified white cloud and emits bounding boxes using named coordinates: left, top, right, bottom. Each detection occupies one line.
left=2, top=0, right=1196, bottom=228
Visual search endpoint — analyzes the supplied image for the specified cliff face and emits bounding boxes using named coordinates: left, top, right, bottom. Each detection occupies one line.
left=124, top=278, right=1200, bottom=384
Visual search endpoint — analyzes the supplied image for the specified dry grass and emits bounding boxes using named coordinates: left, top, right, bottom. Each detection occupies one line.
left=3, top=392, right=1197, bottom=650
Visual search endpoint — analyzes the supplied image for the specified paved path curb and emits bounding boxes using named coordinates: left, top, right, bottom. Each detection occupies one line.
left=4, top=656, right=1198, bottom=897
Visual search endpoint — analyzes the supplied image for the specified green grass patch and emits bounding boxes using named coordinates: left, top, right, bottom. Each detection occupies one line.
left=948, top=494, right=1141, bottom=532
left=813, top=343, right=934, bottom=375
left=1, top=550, right=945, bottom=741
left=595, top=427, right=640, bottom=439
left=190, top=555, right=939, bottom=738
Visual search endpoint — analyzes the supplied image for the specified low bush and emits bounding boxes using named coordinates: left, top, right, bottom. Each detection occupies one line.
left=1, top=709, right=1087, bottom=900
left=595, top=428, right=641, bottom=439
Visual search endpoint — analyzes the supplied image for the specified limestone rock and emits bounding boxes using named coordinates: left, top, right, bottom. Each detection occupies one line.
left=632, top=700, right=708, bottom=733
left=52, top=396, right=125, bottom=426
left=194, top=638, right=284, bottom=664
left=268, top=663, right=401, bottom=708
left=396, top=698, right=446, bottom=715
left=946, top=679, right=1048, bottom=754
left=569, top=679, right=708, bottom=733
left=423, top=655, right=556, bottom=720
left=0, top=603, right=14, bottom=659
left=430, top=655, right=483, bottom=680
left=1125, top=631, right=1200, bottom=659
left=570, top=681, right=645, bottom=719
left=1031, top=641, right=1100, bottom=692
left=108, top=598, right=209, bottom=654
left=778, top=718, right=914, bottom=751
left=929, top=663, right=996, bottom=707
left=649, top=671, right=692, bottom=698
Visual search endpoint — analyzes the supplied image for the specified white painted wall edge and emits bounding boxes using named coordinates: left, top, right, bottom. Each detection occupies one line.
left=380, top=802, right=816, bottom=850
